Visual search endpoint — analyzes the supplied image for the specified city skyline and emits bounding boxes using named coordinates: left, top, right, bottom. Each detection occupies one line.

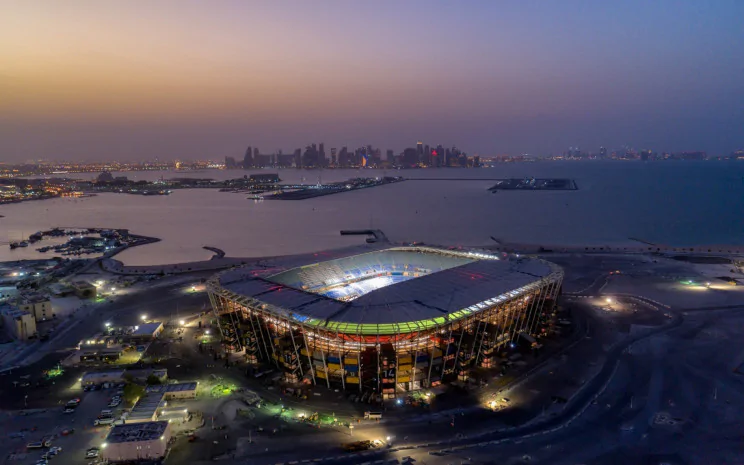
left=1, top=0, right=743, bottom=162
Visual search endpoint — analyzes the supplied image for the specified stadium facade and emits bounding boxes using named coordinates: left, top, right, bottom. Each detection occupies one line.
left=207, top=246, right=563, bottom=396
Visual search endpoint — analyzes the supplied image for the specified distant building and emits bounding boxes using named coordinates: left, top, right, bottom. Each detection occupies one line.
left=103, top=421, right=172, bottom=462
left=403, top=148, right=418, bottom=167
left=249, top=173, right=280, bottom=183
left=243, top=146, right=253, bottom=169
left=224, top=156, right=238, bottom=169
left=96, top=172, right=115, bottom=183
left=1, top=305, right=36, bottom=340
left=17, top=292, right=52, bottom=321
left=338, top=147, right=350, bottom=167
left=319, top=143, right=326, bottom=167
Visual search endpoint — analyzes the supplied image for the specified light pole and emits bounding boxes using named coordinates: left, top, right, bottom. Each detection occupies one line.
left=24, top=394, right=28, bottom=408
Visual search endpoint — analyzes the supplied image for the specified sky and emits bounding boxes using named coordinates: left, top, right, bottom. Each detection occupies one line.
left=1, top=0, right=743, bottom=162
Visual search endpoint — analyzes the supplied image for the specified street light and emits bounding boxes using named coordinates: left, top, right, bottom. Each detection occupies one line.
left=205, top=330, right=210, bottom=335
left=104, top=322, right=111, bottom=328
left=179, top=320, right=185, bottom=326
left=141, top=314, right=147, bottom=321
left=605, top=297, right=613, bottom=304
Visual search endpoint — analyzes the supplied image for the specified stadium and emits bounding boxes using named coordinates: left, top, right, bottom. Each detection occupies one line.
left=207, top=245, right=563, bottom=396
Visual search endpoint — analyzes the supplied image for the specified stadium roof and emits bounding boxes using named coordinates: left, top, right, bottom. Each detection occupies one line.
left=214, top=246, right=561, bottom=334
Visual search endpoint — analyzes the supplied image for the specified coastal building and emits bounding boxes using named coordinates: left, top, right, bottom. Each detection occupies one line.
left=0, top=285, right=18, bottom=302
left=81, top=369, right=126, bottom=386
left=146, top=382, right=198, bottom=400
left=73, top=343, right=123, bottom=364
left=1, top=304, right=37, bottom=340
left=71, top=280, right=97, bottom=299
left=248, top=173, right=280, bottom=183
left=128, top=392, right=165, bottom=423
left=103, top=421, right=171, bottom=462
left=131, top=322, right=164, bottom=340
left=17, top=292, right=52, bottom=321
left=80, top=368, right=168, bottom=387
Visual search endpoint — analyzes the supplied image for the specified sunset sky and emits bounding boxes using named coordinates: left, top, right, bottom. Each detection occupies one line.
left=1, top=0, right=742, bottom=161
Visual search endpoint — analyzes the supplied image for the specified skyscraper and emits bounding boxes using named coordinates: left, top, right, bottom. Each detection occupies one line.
left=403, top=148, right=418, bottom=167
left=243, top=146, right=253, bottom=169
left=435, top=144, right=444, bottom=168
left=416, top=141, right=423, bottom=164
left=319, top=143, right=326, bottom=167
left=338, top=147, right=349, bottom=167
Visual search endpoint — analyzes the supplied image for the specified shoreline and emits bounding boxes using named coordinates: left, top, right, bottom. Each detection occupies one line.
left=3, top=226, right=744, bottom=273
left=99, top=233, right=744, bottom=276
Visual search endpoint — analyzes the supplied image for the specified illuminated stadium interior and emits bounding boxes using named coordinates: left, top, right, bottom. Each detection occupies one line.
left=266, top=249, right=476, bottom=302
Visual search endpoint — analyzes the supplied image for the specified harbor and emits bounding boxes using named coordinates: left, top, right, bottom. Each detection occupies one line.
left=8, top=228, right=157, bottom=258
left=262, top=176, right=403, bottom=200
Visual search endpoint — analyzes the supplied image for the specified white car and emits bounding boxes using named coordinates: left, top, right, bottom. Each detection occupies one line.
left=85, top=449, right=99, bottom=458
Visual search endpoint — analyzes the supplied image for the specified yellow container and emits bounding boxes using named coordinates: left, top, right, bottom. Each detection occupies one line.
left=398, top=375, right=411, bottom=383
left=300, top=348, right=309, bottom=356
left=346, top=376, right=360, bottom=383
left=398, top=364, right=412, bottom=373
left=327, top=363, right=341, bottom=371
left=316, top=370, right=327, bottom=379
left=344, top=357, right=358, bottom=365
left=399, top=355, right=412, bottom=364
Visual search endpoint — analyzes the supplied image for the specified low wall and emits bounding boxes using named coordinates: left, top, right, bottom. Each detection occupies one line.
left=489, top=242, right=744, bottom=257
left=101, top=257, right=250, bottom=275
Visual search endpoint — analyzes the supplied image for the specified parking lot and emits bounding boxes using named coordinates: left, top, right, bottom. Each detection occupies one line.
left=2, top=386, right=137, bottom=465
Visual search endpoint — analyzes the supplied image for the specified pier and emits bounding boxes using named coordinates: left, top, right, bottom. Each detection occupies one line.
left=488, top=178, right=578, bottom=191
left=340, top=229, right=389, bottom=243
